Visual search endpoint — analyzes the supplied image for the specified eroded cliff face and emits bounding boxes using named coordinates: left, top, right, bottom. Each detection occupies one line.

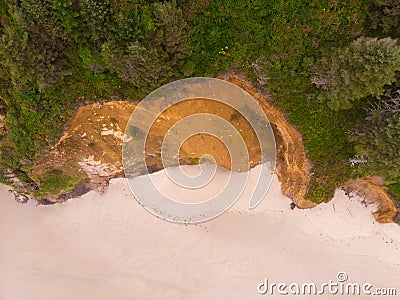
left=31, top=101, right=136, bottom=200
left=220, top=75, right=315, bottom=209
left=30, top=75, right=397, bottom=222
left=343, top=177, right=398, bottom=223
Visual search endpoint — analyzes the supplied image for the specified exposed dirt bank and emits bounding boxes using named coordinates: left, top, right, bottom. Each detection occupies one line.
left=31, top=75, right=397, bottom=223
left=343, top=177, right=398, bottom=223
left=31, top=100, right=137, bottom=200
left=32, top=76, right=313, bottom=207
left=219, top=75, right=315, bottom=208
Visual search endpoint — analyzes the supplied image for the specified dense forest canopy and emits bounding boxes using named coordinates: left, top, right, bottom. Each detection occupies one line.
left=0, top=0, right=399, bottom=202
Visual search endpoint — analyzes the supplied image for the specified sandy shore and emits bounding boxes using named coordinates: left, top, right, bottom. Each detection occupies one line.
left=1, top=165, right=400, bottom=299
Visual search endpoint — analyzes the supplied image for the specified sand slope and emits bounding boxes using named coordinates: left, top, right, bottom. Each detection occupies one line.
left=1, top=165, right=400, bottom=299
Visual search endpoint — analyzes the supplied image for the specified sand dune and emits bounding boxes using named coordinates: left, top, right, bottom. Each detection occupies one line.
left=1, top=165, right=400, bottom=299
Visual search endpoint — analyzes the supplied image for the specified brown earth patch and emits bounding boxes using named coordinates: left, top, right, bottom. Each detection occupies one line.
left=343, top=177, right=398, bottom=223
left=144, top=98, right=261, bottom=172
left=31, top=101, right=137, bottom=201
left=31, top=76, right=397, bottom=223
left=218, top=74, right=316, bottom=208
left=31, top=76, right=315, bottom=206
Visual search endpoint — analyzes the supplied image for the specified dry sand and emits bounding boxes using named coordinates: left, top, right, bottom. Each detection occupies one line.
left=1, top=164, right=400, bottom=300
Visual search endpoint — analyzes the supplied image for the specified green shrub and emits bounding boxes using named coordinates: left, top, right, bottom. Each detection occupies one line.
left=39, top=169, right=75, bottom=195
left=312, top=37, right=400, bottom=110
left=351, top=97, right=400, bottom=183
left=366, top=0, right=400, bottom=37
left=129, top=125, right=143, bottom=140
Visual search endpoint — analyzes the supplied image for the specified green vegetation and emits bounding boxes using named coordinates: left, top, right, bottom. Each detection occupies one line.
left=129, top=125, right=144, bottom=140
left=351, top=96, right=400, bottom=184
left=388, top=183, right=400, bottom=199
left=312, top=37, right=400, bottom=110
left=366, top=0, right=400, bottom=37
left=0, top=0, right=399, bottom=202
left=37, top=169, right=76, bottom=196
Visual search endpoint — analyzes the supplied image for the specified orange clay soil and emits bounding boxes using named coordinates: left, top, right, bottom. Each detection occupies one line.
left=144, top=98, right=262, bottom=173
left=219, top=74, right=315, bottom=208
left=343, top=177, right=398, bottom=223
left=31, top=75, right=397, bottom=222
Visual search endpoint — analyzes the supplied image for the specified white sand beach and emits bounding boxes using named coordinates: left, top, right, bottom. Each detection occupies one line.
left=1, top=165, right=400, bottom=299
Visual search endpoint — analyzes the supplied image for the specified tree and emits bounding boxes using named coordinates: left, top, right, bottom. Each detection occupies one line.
left=111, top=5, right=148, bottom=47
left=312, top=37, right=400, bottom=110
left=366, top=0, right=400, bottom=38
left=350, top=95, right=400, bottom=183
left=152, top=0, right=192, bottom=65
left=80, top=0, right=111, bottom=47
left=100, top=1, right=193, bottom=93
left=0, top=1, right=68, bottom=92
left=101, top=41, right=174, bottom=95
